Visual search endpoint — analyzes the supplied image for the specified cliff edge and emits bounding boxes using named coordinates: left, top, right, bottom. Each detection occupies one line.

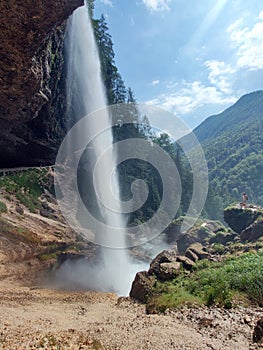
left=0, top=0, right=83, bottom=166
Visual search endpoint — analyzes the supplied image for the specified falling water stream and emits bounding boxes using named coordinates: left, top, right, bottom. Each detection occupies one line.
left=64, top=4, right=139, bottom=295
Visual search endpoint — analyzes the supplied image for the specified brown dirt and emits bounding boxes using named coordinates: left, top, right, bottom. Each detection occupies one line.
left=0, top=278, right=262, bottom=350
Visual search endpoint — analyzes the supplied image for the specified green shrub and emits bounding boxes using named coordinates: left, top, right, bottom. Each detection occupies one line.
left=212, top=243, right=225, bottom=254
left=147, top=252, right=263, bottom=311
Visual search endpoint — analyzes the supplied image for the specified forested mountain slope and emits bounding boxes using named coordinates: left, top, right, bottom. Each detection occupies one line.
left=194, top=91, right=263, bottom=143
left=193, top=91, right=263, bottom=218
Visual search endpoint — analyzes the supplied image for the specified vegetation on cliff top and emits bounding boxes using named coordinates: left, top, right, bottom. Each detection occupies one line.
left=195, top=91, right=263, bottom=219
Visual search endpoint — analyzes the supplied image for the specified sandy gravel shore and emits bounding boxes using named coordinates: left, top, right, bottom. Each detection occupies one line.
left=0, top=279, right=262, bottom=350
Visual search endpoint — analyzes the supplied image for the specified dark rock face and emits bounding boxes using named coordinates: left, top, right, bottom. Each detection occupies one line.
left=176, top=233, right=198, bottom=254
left=0, top=0, right=83, bottom=166
left=240, top=219, right=263, bottom=242
left=209, top=232, right=238, bottom=245
left=129, top=271, right=156, bottom=303
left=253, top=317, right=263, bottom=343
left=224, top=206, right=263, bottom=233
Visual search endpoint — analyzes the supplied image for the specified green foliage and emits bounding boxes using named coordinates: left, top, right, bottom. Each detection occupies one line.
left=93, top=14, right=127, bottom=105
left=195, top=91, right=263, bottom=219
left=147, top=252, right=263, bottom=312
left=117, top=131, right=193, bottom=225
left=0, top=169, right=48, bottom=212
left=211, top=243, right=225, bottom=254
left=0, top=201, right=7, bottom=214
left=146, top=287, right=202, bottom=313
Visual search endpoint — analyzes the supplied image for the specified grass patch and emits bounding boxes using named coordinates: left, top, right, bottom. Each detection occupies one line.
left=0, top=201, right=7, bottom=214
left=38, top=253, right=58, bottom=262
left=0, top=218, right=40, bottom=244
left=0, top=169, right=49, bottom=212
left=147, top=252, right=263, bottom=312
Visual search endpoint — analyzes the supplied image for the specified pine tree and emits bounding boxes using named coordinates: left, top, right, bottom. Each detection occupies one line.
left=93, top=14, right=119, bottom=104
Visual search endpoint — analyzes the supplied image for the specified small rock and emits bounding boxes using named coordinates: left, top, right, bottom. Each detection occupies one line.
left=15, top=205, right=24, bottom=215
left=244, top=315, right=252, bottom=324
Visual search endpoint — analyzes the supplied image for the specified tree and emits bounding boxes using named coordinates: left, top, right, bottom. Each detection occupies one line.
left=87, top=0, right=95, bottom=18
left=93, top=14, right=120, bottom=104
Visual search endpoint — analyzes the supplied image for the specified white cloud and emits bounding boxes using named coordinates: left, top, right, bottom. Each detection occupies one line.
left=227, top=12, right=263, bottom=70
left=151, top=79, right=160, bottom=86
left=205, top=60, right=236, bottom=94
left=100, top=0, right=113, bottom=7
left=146, top=81, right=236, bottom=115
left=142, top=0, right=171, bottom=12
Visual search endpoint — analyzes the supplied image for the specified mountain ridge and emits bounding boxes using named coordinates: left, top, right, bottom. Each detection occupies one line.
left=193, top=90, right=263, bottom=144
left=190, top=90, right=263, bottom=218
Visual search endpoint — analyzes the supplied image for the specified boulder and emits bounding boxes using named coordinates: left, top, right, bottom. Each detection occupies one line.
left=253, top=317, right=263, bottom=343
left=209, top=232, right=238, bottom=245
left=148, top=250, right=178, bottom=276
left=200, top=221, right=226, bottom=234
left=185, top=248, right=199, bottom=262
left=164, top=219, right=182, bottom=244
left=15, top=206, right=24, bottom=215
left=176, top=256, right=195, bottom=271
left=129, top=271, right=156, bottom=303
left=224, top=206, right=263, bottom=233
left=240, top=220, right=263, bottom=242
left=195, top=221, right=226, bottom=243
left=176, top=233, right=198, bottom=254
left=156, top=262, right=181, bottom=281
left=186, top=243, right=209, bottom=260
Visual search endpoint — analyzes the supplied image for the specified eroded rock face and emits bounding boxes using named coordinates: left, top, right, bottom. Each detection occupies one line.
left=0, top=0, right=83, bottom=166
left=224, top=206, right=263, bottom=233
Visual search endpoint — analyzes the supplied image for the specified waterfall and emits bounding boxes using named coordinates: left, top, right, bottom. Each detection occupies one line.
left=64, top=4, right=136, bottom=295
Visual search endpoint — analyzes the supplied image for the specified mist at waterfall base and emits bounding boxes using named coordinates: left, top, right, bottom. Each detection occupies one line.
left=53, top=4, right=151, bottom=296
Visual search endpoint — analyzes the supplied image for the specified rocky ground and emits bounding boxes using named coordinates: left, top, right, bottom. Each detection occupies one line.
left=0, top=170, right=262, bottom=349
left=0, top=278, right=262, bottom=350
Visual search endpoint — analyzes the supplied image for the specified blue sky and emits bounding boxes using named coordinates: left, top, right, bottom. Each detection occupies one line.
left=94, top=0, right=263, bottom=129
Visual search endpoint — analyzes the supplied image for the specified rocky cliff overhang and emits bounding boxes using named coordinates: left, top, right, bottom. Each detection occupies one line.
left=0, top=0, right=84, bottom=167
